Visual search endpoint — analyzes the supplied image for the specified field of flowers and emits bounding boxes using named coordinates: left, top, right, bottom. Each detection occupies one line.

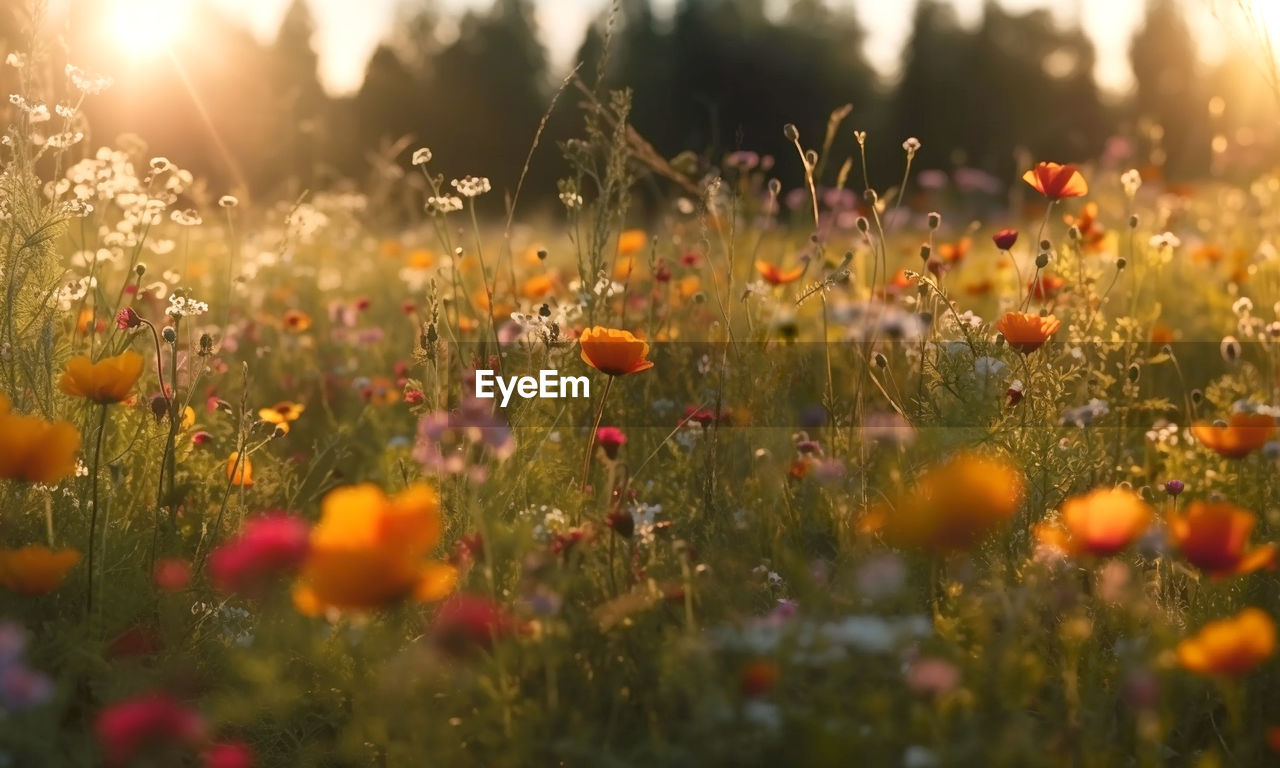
left=6, top=51, right=1280, bottom=768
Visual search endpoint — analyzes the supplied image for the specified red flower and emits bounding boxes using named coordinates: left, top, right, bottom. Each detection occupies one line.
left=209, top=514, right=311, bottom=597
left=95, top=693, right=206, bottom=767
left=431, top=594, right=516, bottom=657
left=116, top=307, right=142, bottom=329
left=153, top=558, right=191, bottom=592
left=205, top=741, right=254, bottom=768
left=992, top=229, right=1018, bottom=250
left=596, top=426, right=627, bottom=459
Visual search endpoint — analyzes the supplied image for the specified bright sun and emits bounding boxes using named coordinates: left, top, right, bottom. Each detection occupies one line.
left=107, top=0, right=189, bottom=56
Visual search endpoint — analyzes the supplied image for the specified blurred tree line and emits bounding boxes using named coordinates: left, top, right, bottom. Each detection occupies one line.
left=1, top=0, right=1276, bottom=207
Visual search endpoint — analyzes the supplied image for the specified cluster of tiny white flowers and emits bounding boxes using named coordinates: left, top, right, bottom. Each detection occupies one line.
left=286, top=203, right=330, bottom=244
left=450, top=176, right=491, bottom=198
left=65, top=64, right=114, bottom=95
left=170, top=208, right=203, bottom=226
left=1148, top=231, right=1181, bottom=250
left=559, top=191, right=583, bottom=209
left=1121, top=168, right=1142, bottom=198
left=1145, top=420, right=1181, bottom=447
left=426, top=195, right=463, bottom=214
left=167, top=294, right=210, bottom=318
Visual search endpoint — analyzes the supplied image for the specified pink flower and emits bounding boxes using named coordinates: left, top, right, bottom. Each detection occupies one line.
left=596, top=426, right=627, bottom=460
left=205, top=741, right=254, bottom=768
left=209, top=514, right=311, bottom=597
left=906, top=657, right=961, bottom=697
left=432, top=594, right=517, bottom=657
left=116, top=307, right=142, bottom=329
left=95, top=693, right=206, bottom=767
left=992, top=228, right=1018, bottom=251
left=153, top=558, right=191, bottom=592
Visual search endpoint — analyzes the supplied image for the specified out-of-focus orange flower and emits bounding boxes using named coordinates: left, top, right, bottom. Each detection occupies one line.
left=258, top=401, right=305, bottom=435
left=227, top=452, right=253, bottom=487
left=936, top=237, right=971, bottom=264
left=755, top=260, right=806, bottom=286
left=996, top=312, right=1060, bottom=353
left=618, top=229, right=648, bottom=256
left=1151, top=325, right=1175, bottom=346
left=59, top=351, right=144, bottom=404
left=293, top=483, right=457, bottom=614
left=1192, top=243, right=1224, bottom=264
left=677, top=274, right=702, bottom=300
left=1168, top=500, right=1277, bottom=578
left=1022, top=162, right=1088, bottom=199
left=1268, top=725, right=1280, bottom=756
left=1043, top=488, right=1153, bottom=557
left=1064, top=202, right=1106, bottom=252
left=1027, top=274, right=1066, bottom=301
left=1176, top=607, right=1275, bottom=677
left=359, top=377, right=401, bottom=406
left=0, top=394, right=81, bottom=484
left=472, top=289, right=515, bottom=319
left=1191, top=412, right=1274, bottom=458
left=520, top=274, right=554, bottom=299
left=580, top=327, right=655, bottom=376
left=282, top=309, right=312, bottom=332
left=962, top=279, right=993, bottom=296
left=0, top=545, right=80, bottom=595
left=405, top=248, right=435, bottom=269
left=76, top=309, right=106, bottom=335
left=863, top=452, right=1024, bottom=553
left=379, top=240, right=403, bottom=260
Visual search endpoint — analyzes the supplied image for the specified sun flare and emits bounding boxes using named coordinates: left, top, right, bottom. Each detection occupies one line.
left=107, top=0, right=188, bottom=56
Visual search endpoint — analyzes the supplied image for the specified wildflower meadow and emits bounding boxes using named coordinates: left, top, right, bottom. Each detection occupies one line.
left=6, top=0, right=1280, bottom=766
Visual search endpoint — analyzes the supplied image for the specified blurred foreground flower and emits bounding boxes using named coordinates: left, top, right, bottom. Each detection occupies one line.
left=1167, top=500, right=1277, bottom=578
left=210, top=514, right=311, bottom=597
left=58, top=351, right=143, bottom=404
left=996, top=312, right=1060, bottom=354
left=755, top=260, right=805, bottom=286
left=1022, top=162, right=1088, bottom=199
left=226, top=452, right=253, bottom=487
left=862, top=452, right=1024, bottom=553
left=0, top=394, right=81, bottom=483
left=1176, top=608, right=1275, bottom=677
left=95, top=692, right=206, bottom=767
left=579, top=326, right=655, bottom=376
left=293, top=484, right=457, bottom=614
left=431, top=593, right=517, bottom=657
left=1191, top=411, right=1274, bottom=458
left=0, top=545, right=80, bottom=595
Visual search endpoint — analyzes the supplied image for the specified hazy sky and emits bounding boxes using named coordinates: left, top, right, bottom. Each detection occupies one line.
left=200, top=0, right=1233, bottom=95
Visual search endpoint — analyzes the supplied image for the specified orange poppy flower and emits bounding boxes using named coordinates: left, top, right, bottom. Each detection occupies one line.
left=864, top=452, right=1024, bottom=553
left=58, top=351, right=144, bottom=404
left=293, top=483, right=457, bottom=614
left=964, top=279, right=994, bottom=296
left=1176, top=607, right=1276, bottom=677
left=1150, top=325, right=1175, bottom=346
left=579, top=327, right=655, bottom=376
left=405, top=248, right=435, bottom=269
left=1167, top=500, right=1278, bottom=578
left=618, top=229, right=648, bottom=257
left=1064, top=202, right=1106, bottom=252
left=1191, top=412, right=1274, bottom=458
left=227, top=452, right=253, bottom=487
left=936, top=237, right=971, bottom=264
left=1049, top=488, right=1153, bottom=557
left=258, top=401, right=305, bottom=435
left=0, top=395, right=81, bottom=484
left=0, top=545, right=80, bottom=595
left=282, top=309, right=312, bottom=333
left=521, top=274, right=555, bottom=299
left=755, top=260, right=806, bottom=286
left=1022, top=162, right=1088, bottom=200
left=996, top=312, right=1061, bottom=354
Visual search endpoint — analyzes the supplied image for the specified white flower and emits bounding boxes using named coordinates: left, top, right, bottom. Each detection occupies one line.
left=65, top=65, right=113, bottom=95
left=1120, top=168, right=1142, bottom=198
left=1148, top=232, right=1180, bottom=249
left=426, top=195, right=463, bottom=214
left=170, top=209, right=203, bottom=226
left=450, top=176, right=491, bottom=198
left=411, top=147, right=433, bottom=166
left=166, top=294, right=210, bottom=318
left=902, top=137, right=921, bottom=154
left=558, top=191, right=583, bottom=209
left=219, top=195, right=239, bottom=208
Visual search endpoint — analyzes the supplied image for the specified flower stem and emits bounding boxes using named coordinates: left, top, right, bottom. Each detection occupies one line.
left=580, top=376, right=615, bottom=492
left=86, top=403, right=107, bottom=619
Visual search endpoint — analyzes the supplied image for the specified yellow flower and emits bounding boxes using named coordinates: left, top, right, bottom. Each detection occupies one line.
left=0, top=395, right=81, bottom=484
left=258, top=401, right=306, bottom=435
left=282, top=309, right=312, bottom=333
left=227, top=452, right=253, bottom=487
left=1177, top=608, right=1276, bottom=677
left=0, top=546, right=80, bottom=595
left=866, top=452, right=1024, bottom=553
left=58, top=351, right=144, bottom=404
left=293, top=483, right=457, bottom=614
left=579, top=327, right=655, bottom=376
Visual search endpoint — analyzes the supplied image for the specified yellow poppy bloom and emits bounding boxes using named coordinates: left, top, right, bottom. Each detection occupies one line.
left=58, top=351, right=144, bottom=404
